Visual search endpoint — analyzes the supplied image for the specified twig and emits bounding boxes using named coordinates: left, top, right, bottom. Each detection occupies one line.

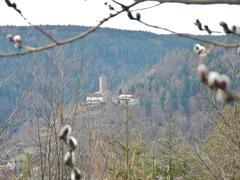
left=0, top=93, right=26, bottom=138
left=135, top=0, right=240, bottom=5
left=0, top=74, right=14, bottom=88
left=131, top=2, right=161, bottom=12
left=136, top=19, right=240, bottom=49
left=4, top=0, right=59, bottom=44
left=194, top=19, right=222, bottom=34
left=193, top=144, right=219, bottom=180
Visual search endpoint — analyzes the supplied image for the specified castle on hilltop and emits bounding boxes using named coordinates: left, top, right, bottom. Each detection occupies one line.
left=85, top=75, right=139, bottom=106
left=86, top=75, right=108, bottom=105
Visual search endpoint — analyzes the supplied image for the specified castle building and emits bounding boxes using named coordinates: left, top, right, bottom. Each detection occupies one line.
left=118, top=94, right=139, bottom=106
left=86, top=75, right=108, bottom=105
left=99, top=75, right=107, bottom=94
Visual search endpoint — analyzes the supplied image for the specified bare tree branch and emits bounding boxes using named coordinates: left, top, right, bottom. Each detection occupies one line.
left=135, top=19, right=240, bottom=49
left=0, top=93, right=26, bottom=138
left=4, top=0, right=59, bottom=44
left=2, top=0, right=240, bottom=58
left=0, top=1, right=140, bottom=58
left=0, top=74, right=13, bottom=88
left=131, top=2, right=161, bottom=12
left=194, top=144, right=220, bottom=180
left=134, top=0, right=240, bottom=5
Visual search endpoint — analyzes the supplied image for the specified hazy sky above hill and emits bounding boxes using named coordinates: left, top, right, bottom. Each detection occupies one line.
left=1, top=0, right=240, bottom=34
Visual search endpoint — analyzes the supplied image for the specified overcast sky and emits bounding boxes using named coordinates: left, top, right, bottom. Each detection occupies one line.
left=1, top=0, right=240, bottom=34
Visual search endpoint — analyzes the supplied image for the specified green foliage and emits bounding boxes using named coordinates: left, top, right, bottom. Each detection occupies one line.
left=128, top=86, right=136, bottom=94
left=21, top=153, right=33, bottom=179
left=140, top=96, right=152, bottom=117
left=108, top=140, right=160, bottom=179
left=199, top=104, right=240, bottom=179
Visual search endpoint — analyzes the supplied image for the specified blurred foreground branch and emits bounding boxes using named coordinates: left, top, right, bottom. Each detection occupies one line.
left=0, top=1, right=139, bottom=57
left=134, top=0, right=240, bottom=5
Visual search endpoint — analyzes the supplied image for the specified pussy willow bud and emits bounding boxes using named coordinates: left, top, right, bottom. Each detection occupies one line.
left=67, top=136, right=78, bottom=151
left=193, top=44, right=206, bottom=55
left=204, top=25, right=212, bottom=34
left=197, top=64, right=208, bottom=84
left=108, top=5, right=114, bottom=10
left=71, top=167, right=82, bottom=180
left=194, top=19, right=203, bottom=31
left=215, top=89, right=228, bottom=103
left=13, top=35, right=21, bottom=43
left=64, top=151, right=75, bottom=167
left=6, top=34, right=14, bottom=42
left=59, top=125, right=72, bottom=142
left=14, top=42, right=22, bottom=49
left=231, top=25, right=240, bottom=35
left=136, top=13, right=141, bottom=21
left=217, top=74, right=230, bottom=91
left=219, top=21, right=232, bottom=34
left=207, top=71, right=221, bottom=89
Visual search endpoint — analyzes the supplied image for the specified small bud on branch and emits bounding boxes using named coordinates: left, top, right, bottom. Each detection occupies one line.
left=194, top=19, right=203, bottom=31
left=14, top=42, right=22, bottom=49
left=193, top=44, right=206, bottom=56
left=6, top=34, right=14, bottom=42
left=67, top=136, right=78, bottom=152
left=207, top=71, right=221, bottom=89
left=71, top=167, right=82, bottom=180
left=197, top=64, right=208, bottom=85
left=220, top=21, right=232, bottom=34
left=136, top=13, right=141, bottom=21
left=64, top=151, right=75, bottom=167
left=231, top=25, right=240, bottom=35
left=204, top=25, right=212, bottom=34
left=13, top=35, right=21, bottom=43
left=59, top=124, right=72, bottom=142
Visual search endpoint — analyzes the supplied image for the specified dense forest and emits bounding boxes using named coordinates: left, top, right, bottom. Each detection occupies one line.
left=1, top=26, right=240, bottom=179
left=0, top=25, right=198, bottom=126
left=0, top=26, right=229, bottom=125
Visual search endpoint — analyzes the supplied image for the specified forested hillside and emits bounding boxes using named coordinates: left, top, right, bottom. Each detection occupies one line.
left=0, top=26, right=234, bottom=133
left=1, top=25, right=240, bottom=179
left=125, top=47, right=240, bottom=138
left=0, top=25, right=199, bottom=125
